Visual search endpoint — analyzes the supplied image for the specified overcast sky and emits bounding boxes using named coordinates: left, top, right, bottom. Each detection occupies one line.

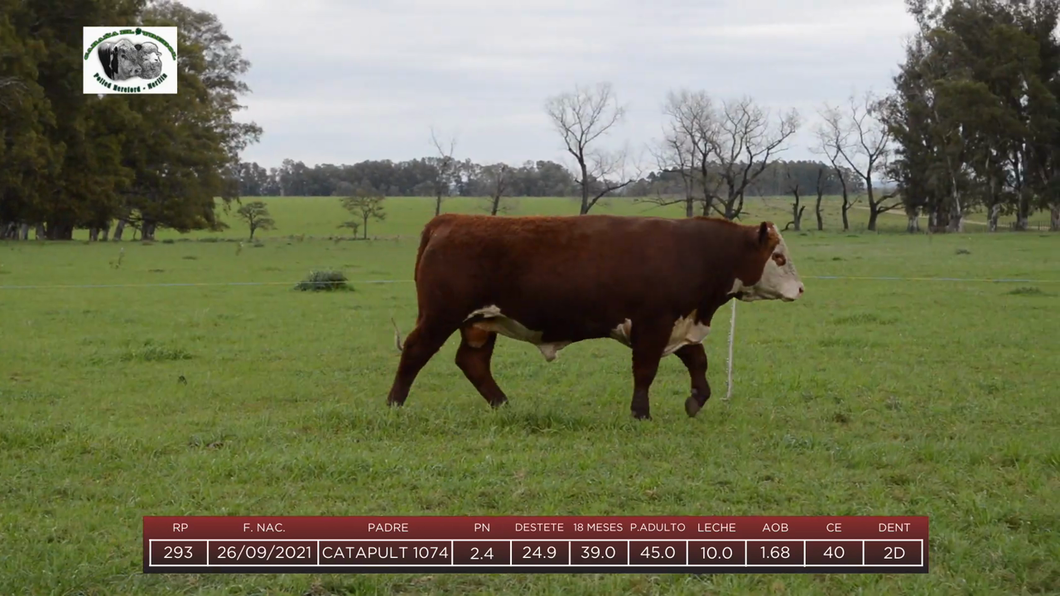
left=182, top=0, right=917, bottom=171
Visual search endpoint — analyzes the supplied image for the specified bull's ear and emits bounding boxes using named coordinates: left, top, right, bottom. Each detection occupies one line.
left=758, top=222, right=769, bottom=245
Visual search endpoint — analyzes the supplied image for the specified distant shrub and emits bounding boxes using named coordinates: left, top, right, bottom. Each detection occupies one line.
left=182, top=255, right=198, bottom=260
left=1007, top=286, right=1048, bottom=296
left=956, top=248, right=971, bottom=255
left=294, top=270, right=351, bottom=292
left=199, top=237, right=220, bottom=243
left=162, top=239, right=175, bottom=244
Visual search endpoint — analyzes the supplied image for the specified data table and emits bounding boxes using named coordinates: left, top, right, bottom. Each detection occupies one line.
left=144, top=516, right=927, bottom=574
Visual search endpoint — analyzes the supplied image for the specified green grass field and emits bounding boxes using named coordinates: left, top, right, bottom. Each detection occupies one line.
left=1, top=196, right=1058, bottom=595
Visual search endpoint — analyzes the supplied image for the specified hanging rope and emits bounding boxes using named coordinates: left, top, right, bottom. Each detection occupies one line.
left=725, top=299, right=736, bottom=400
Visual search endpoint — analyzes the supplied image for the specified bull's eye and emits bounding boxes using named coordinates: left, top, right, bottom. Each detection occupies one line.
left=772, top=253, right=786, bottom=267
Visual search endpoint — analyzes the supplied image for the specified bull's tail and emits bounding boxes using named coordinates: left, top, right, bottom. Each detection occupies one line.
left=391, top=317, right=404, bottom=352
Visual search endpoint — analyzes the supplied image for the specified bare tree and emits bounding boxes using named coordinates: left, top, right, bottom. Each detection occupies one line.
left=824, top=91, right=900, bottom=231
left=783, top=166, right=806, bottom=231
left=814, top=166, right=828, bottom=231
left=813, top=106, right=859, bottom=230
left=657, top=89, right=726, bottom=217
left=545, top=82, right=636, bottom=214
left=479, top=163, right=514, bottom=216
left=707, top=96, right=800, bottom=220
left=643, top=126, right=697, bottom=216
left=428, top=128, right=458, bottom=217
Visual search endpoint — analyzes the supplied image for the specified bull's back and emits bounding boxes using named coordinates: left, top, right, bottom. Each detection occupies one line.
left=417, top=214, right=681, bottom=290
left=414, top=215, right=699, bottom=336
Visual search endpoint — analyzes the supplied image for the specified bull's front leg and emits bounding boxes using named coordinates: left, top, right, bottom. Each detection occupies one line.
left=628, top=323, right=673, bottom=420
left=675, top=344, right=710, bottom=417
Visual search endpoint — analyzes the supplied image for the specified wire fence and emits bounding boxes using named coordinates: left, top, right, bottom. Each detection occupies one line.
left=0, top=275, right=1058, bottom=290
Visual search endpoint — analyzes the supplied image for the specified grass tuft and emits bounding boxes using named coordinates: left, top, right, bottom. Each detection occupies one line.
left=119, top=341, right=192, bottom=362
left=832, top=313, right=896, bottom=325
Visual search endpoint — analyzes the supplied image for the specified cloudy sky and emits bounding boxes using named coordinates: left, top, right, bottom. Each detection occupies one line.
left=182, top=0, right=917, bottom=170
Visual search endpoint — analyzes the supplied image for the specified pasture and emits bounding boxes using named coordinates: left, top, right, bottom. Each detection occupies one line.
left=1, top=196, right=1058, bottom=595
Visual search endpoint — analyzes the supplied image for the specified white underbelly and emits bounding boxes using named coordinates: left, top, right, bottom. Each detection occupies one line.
left=465, top=305, right=708, bottom=361
left=608, top=310, right=710, bottom=356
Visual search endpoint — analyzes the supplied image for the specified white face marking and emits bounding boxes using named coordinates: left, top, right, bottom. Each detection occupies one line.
left=466, top=306, right=571, bottom=361
left=609, top=312, right=710, bottom=356
left=736, top=225, right=804, bottom=302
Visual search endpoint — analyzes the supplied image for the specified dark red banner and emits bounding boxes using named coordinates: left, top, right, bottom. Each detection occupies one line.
left=143, top=516, right=928, bottom=574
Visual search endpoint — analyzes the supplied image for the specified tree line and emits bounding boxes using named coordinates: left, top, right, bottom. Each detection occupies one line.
left=233, top=157, right=863, bottom=203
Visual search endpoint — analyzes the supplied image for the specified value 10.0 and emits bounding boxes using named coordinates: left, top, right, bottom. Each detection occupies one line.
left=700, top=545, right=736, bottom=560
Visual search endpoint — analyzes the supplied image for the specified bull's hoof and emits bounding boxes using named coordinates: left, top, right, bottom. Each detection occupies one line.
left=685, top=395, right=703, bottom=418
left=631, top=410, right=652, bottom=421
left=488, top=397, right=509, bottom=409
left=386, top=398, right=404, bottom=408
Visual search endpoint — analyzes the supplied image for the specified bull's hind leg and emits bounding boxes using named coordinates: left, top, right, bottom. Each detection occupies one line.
left=386, top=319, right=457, bottom=407
left=628, top=322, right=673, bottom=421
left=675, top=344, right=711, bottom=417
left=455, top=325, right=509, bottom=408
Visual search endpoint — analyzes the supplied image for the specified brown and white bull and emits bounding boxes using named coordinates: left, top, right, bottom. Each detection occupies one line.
left=387, top=214, right=804, bottom=420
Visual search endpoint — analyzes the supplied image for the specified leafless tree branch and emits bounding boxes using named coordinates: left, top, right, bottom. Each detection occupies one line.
left=428, top=127, right=458, bottom=217
left=545, top=82, right=630, bottom=214
left=705, top=96, right=800, bottom=219
left=479, top=163, right=513, bottom=216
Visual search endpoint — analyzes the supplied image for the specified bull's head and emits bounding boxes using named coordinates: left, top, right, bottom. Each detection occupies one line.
left=733, top=222, right=804, bottom=302
left=112, top=39, right=142, bottom=79
left=137, top=42, right=163, bottom=79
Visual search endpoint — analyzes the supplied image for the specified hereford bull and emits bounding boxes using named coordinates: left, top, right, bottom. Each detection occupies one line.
left=387, top=214, right=804, bottom=420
